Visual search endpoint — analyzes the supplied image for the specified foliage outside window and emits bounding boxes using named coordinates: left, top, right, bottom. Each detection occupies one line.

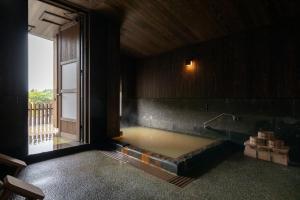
left=28, top=89, right=53, bottom=104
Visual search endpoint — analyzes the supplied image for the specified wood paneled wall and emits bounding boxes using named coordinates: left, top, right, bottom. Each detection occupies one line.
left=89, top=12, right=108, bottom=144
left=121, top=55, right=137, bottom=99
left=106, top=22, right=121, bottom=138
left=89, top=12, right=121, bottom=142
left=129, top=24, right=299, bottom=99
left=0, top=0, right=28, bottom=157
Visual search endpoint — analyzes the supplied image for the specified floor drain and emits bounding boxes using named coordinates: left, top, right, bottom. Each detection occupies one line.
left=167, top=176, right=195, bottom=188
left=102, top=151, right=195, bottom=188
left=102, top=151, right=129, bottom=163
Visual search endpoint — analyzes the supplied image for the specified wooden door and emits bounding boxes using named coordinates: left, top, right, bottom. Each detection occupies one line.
left=57, top=23, right=80, bottom=140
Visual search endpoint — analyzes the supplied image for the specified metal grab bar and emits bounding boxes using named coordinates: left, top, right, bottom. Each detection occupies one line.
left=203, top=113, right=237, bottom=128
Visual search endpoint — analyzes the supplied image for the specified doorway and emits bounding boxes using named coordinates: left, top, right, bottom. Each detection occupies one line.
left=28, top=0, right=87, bottom=154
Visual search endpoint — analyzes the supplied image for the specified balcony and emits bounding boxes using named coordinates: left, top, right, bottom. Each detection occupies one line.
left=28, top=103, right=79, bottom=154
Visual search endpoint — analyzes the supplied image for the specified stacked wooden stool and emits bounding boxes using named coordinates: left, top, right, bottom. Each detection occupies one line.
left=244, top=131, right=289, bottom=166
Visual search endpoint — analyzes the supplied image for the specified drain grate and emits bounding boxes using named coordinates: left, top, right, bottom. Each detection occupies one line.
left=167, top=176, right=195, bottom=188
left=102, top=151, right=195, bottom=188
left=102, top=151, right=129, bottom=163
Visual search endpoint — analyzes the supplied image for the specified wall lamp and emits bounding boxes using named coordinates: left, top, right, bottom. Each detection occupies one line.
left=185, top=58, right=195, bottom=72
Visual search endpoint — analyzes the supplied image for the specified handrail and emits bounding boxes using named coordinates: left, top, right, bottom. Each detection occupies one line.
left=203, top=113, right=237, bottom=128
left=28, top=103, right=53, bottom=127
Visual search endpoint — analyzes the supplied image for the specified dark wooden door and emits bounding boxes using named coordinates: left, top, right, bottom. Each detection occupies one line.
left=57, top=23, right=80, bottom=140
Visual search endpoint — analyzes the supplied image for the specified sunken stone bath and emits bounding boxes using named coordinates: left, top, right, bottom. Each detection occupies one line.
left=114, top=127, right=234, bottom=175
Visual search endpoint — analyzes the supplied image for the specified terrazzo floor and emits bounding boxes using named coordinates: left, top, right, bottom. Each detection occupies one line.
left=15, top=151, right=300, bottom=200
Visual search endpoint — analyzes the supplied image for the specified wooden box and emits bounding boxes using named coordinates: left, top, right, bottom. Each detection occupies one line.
left=249, top=136, right=257, bottom=145
left=256, top=138, right=267, bottom=146
left=248, top=136, right=267, bottom=146
left=271, top=151, right=289, bottom=166
left=268, top=139, right=284, bottom=149
left=257, top=147, right=271, bottom=161
left=258, top=131, right=274, bottom=140
left=244, top=145, right=257, bottom=159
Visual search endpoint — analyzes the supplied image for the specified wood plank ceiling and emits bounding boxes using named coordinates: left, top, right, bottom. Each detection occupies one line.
left=29, top=0, right=78, bottom=40
left=67, top=0, right=299, bottom=57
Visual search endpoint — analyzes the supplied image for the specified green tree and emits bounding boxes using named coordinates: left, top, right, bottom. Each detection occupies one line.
left=29, top=89, right=53, bottom=104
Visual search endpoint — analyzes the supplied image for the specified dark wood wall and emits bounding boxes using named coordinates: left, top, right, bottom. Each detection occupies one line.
left=89, top=12, right=107, bottom=144
left=121, top=55, right=137, bottom=99
left=129, top=23, right=299, bottom=99
left=106, top=22, right=121, bottom=138
left=0, top=0, right=28, bottom=157
left=89, top=12, right=121, bottom=143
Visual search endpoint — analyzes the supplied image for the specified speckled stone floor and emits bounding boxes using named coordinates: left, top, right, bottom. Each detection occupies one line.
left=15, top=151, right=300, bottom=200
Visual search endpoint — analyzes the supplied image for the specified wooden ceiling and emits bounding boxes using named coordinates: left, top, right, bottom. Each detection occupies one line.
left=29, top=0, right=78, bottom=40
left=67, top=0, right=299, bottom=57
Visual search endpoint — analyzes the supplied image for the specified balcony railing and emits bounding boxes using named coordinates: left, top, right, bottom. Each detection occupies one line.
left=28, top=103, right=58, bottom=144
left=28, top=103, right=53, bottom=126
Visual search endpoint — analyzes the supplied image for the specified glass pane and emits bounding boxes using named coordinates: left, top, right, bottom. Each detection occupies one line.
left=62, top=93, right=76, bottom=119
left=62, top=62, right=77, bottom=90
